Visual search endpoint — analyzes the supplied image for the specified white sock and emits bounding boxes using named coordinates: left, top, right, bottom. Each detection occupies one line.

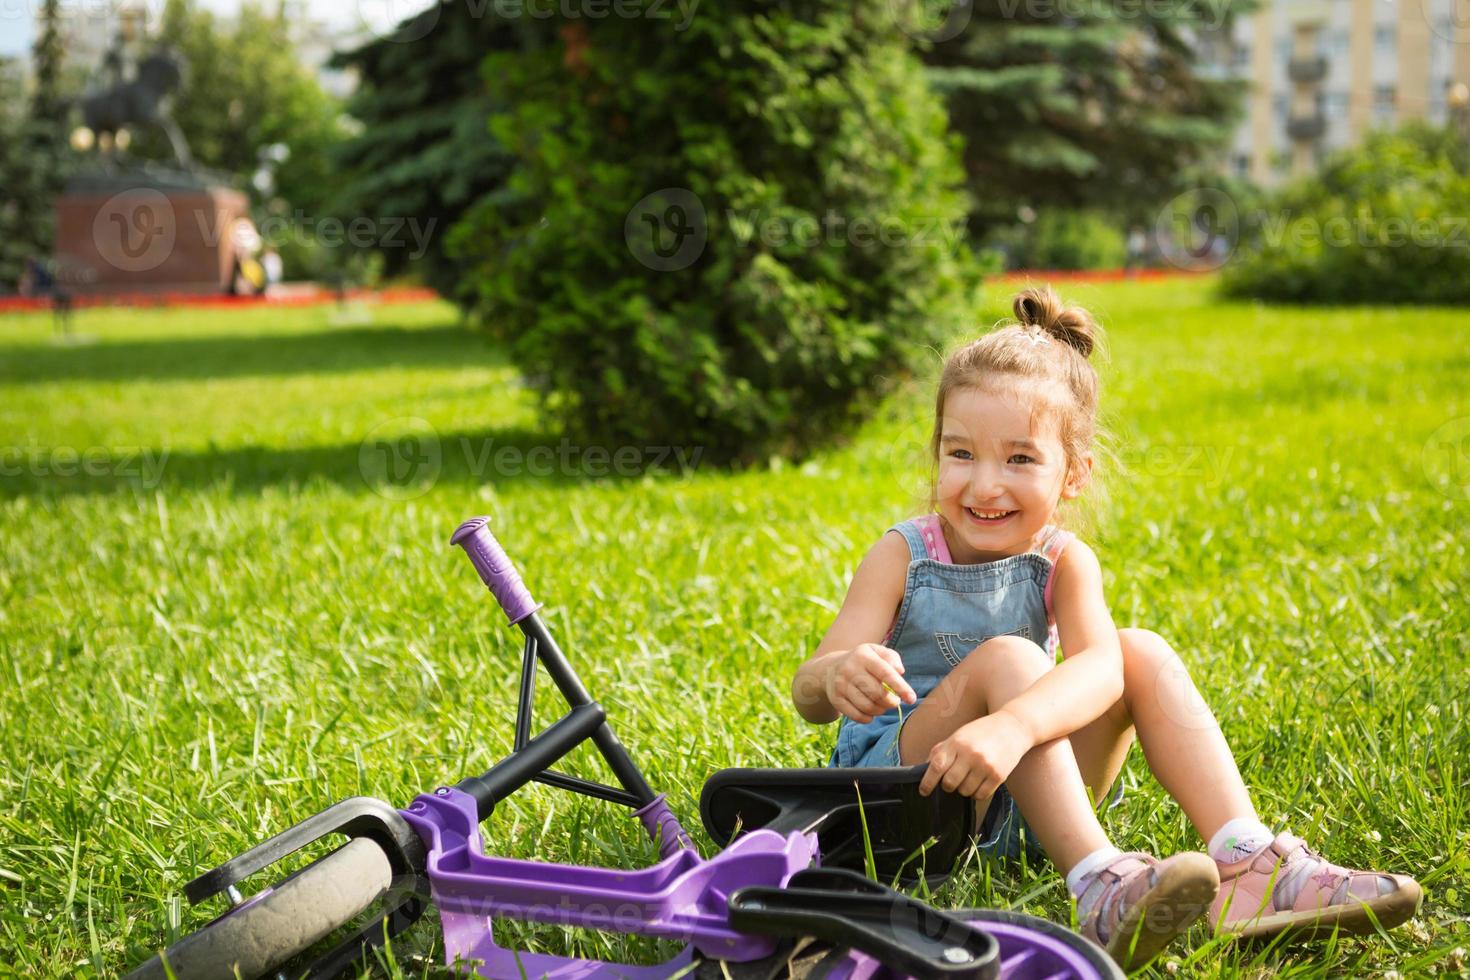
left=1066, top=846, right=1123, bottom=921
left=1207, top=818, right=1274, bottom=864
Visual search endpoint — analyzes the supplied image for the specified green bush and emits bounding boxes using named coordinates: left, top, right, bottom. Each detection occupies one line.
left=450, top=4, right=978, bottom=467
left=985, top=209, right=1127, bottom=270
left=1221, top=123, right=1470, bottom=304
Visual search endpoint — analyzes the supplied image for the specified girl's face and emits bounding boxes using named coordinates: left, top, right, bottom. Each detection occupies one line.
left=935, top=384, right=1090, bottom=563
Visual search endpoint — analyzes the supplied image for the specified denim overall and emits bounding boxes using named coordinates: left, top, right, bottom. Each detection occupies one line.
left=828, top=515, right=1064, bottom=863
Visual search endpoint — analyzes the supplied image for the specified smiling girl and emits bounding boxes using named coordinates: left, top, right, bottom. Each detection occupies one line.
left=790, top=286, right=1421, bottom=969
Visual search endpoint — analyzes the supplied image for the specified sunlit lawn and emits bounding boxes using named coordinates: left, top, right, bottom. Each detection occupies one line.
left=1, top=279, right=1466, bottom=977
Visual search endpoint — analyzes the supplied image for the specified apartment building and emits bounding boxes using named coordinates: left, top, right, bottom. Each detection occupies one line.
left=1197, top=0, right=1470, bottom=185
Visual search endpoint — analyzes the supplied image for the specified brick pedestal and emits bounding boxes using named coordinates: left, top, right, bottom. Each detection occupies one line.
left=55, top=182, right=249, bottom=296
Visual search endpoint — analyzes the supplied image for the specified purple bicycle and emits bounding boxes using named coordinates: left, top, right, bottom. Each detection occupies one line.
left=124, top=517, right=1121, bottom=980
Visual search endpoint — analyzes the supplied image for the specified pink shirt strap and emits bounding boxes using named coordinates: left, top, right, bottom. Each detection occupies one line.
left=1038, top=525, right=1075, bottom=620
left=917, top=513, right=952, bottom=563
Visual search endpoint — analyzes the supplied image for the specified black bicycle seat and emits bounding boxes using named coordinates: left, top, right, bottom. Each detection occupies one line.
left=700, top=765, right=974, bottom=886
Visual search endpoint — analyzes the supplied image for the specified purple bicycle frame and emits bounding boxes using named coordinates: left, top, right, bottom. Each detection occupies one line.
left=415, top=517, right=818, bottom=977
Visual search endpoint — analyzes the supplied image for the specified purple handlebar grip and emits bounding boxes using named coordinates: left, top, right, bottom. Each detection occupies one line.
left=451, top=516, right=543, bottom=625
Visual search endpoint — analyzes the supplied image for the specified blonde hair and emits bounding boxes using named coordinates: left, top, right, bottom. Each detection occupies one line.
left=923, top=285, right=1105, bottom=518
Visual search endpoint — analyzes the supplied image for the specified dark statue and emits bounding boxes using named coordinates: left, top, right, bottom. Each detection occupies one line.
left=79, top=38, right=193, bottom=170
left=54, top=28, right=249, bottom=298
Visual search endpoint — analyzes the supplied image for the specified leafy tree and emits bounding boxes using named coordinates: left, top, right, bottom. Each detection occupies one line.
left=1220, top=122, right=1470, bottom=304
left=452, top=4, right=978, bottom=466
left=130, top=0, right=345, bottom=218
left=916, top=0, right=1249, bottom=235
left=328, top=5, right=553, bottom=299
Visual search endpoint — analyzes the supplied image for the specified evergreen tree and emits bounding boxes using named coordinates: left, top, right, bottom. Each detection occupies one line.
left=328, top=5, right=552, bottom=299
left=0, top=0, right=69, bottom=291
left=915, top=0, right=1249, bottom=233
left=30, top=0, right=66, bottom=123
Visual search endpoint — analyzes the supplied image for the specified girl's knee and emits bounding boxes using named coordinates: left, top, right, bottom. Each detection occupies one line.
left=1119, top=627, right=1183, bottom=676
left=968, top=633, right=1052, bottom=680
left=930, top=634, right=1050, bottom=717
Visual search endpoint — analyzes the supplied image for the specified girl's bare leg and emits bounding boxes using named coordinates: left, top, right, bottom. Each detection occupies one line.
left=1068, top=628, right=1258, bottom=845
left=898, top=634, right=1113, bottom=873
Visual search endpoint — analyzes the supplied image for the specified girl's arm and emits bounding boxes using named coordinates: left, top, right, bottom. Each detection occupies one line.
left=991, top=539, right=1124, bottom=744
left=791, top=530, right=912, bottom=724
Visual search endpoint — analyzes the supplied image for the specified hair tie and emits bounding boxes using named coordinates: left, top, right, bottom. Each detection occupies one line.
left=1023, top=326, right=1051, bottom=347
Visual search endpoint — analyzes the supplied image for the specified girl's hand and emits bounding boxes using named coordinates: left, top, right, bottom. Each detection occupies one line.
left=823, top=643, right=917, bottom=724
left=919, top=711, right=1033, bottom=799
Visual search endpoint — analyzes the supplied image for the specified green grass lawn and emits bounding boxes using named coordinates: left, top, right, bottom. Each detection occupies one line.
left=2, top=280, right=1466, bottom=978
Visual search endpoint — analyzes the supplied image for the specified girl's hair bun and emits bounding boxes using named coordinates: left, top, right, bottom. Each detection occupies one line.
left=1012, top=285, right=1098, bottom=358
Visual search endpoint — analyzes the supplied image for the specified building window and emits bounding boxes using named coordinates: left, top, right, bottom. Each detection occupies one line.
left=1373, top=84, right=1396, bottom=126
left=1374, top=25, right=1395, bottom=53
left=1233, top=154, right=1251, bottom=177
left=1233, top=43, right=1250, bottom=69
left=1331, top=30, right=1349, bottom=57
left=1274, top=95, right=1289, bottom=121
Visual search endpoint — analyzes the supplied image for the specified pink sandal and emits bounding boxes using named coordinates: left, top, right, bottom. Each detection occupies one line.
left=1076, top=851, right=1219, bottom=969
left=1211, top=832, right=1422, bottom=939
